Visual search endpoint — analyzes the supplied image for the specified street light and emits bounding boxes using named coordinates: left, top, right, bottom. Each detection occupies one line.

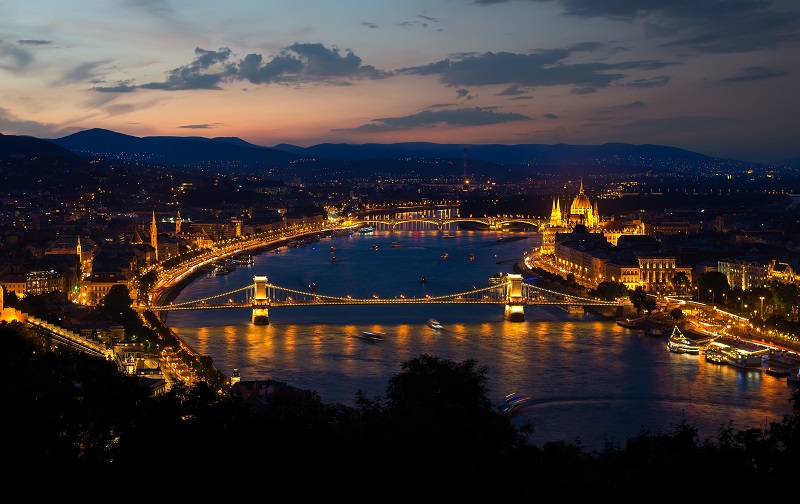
left=760, top=296, right=765, bottom=319
left=709, top=289, right=714, bottom=306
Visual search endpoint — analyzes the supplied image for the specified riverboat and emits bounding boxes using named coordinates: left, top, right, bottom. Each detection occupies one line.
left=705, top=343, right=729, bottom=364
left=727, top=352, right=765, bottom=370
left=440, top=252, right=449, bottom=259
left=308, top=282, right=318, bottom=293
left=427, top=319, right=443, bottom=330
left=357, top=331, right=385, bottom=341
left=420, top=276, right=427, bottom=284
left=469, top=253, right=475, bottom=261
left=330, top=246, right=337, bottom=253
left=331, top=256, right=338, bottom=263
left=667, top=326, right=702, bottom=354
left=391, top=242, right=403, bottom=248
left=357, top=225, right=374, bottom=234
left=788, top=369, right=800, bottom=386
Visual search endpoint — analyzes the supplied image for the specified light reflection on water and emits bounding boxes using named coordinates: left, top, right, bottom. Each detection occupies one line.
left=167, top=227, right=795, bottom=450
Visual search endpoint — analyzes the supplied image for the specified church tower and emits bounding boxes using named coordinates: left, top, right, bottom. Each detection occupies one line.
left=549, top=198, right=562, bottom=227
left=76, top=235, right=82, bottom=262
left=150, top=210, right=158, bottom=262
left=175, top=209, right=182, bottom=235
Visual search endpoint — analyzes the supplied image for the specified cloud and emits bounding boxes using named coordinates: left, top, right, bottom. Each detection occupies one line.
left=333, top=106, right=531, bottom=133
left=495, top=84, right=529, bottom=96
left=624, top=76, right=670, bottom=88
left=543, top=113, right=558, bottom=119
left=719, top=66, right=788, bottom=83
left=92, top=81, right=139, bottom=93
left=17, top=39, right=52, bottom=46
left=178, top=124, right=218, bottom=129
left=456, top=88, right=473, bottom=100
left=128, top=43, right=390, bottom=92
left=140, top=47, right=235, bottom=90
left=0, top=106, right=72, bottom=138
left=475, top=0, right=800, bottom=54
left=362, top=22, right=379, bottom=29
left=59, top=60, right=112, bottom=85
left=0, top=41, right=34, bottom=72
left=397, top=49, right=677, bottom=91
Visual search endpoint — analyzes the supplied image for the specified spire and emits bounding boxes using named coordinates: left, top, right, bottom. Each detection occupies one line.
left=579, top=177, right=584, bottom=195
left=150, top=210, right=158, bottom=262
left=176, top=209, right=182, bottom=235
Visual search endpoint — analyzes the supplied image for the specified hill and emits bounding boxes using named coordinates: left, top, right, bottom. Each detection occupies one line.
left=43, top=128, right=769, bottom=181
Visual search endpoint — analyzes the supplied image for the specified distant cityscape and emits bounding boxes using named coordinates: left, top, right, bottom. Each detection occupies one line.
left=1, top=129, right=799, bottom=388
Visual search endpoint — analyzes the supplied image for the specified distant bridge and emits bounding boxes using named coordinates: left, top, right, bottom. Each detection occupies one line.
left=148, top=274, right=622, bottom=324
left=358, top=215, right=543, bottom=231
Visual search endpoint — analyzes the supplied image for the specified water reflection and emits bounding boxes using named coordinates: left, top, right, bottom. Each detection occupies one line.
left=168, top=228, right=795, bottom=450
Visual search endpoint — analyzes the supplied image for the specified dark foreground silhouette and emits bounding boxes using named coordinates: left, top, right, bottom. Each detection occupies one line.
left=2, top=320, right=798, bottom=502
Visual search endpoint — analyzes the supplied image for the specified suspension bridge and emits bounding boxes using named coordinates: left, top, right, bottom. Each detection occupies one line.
left=148, top=274, right=623, bottom=324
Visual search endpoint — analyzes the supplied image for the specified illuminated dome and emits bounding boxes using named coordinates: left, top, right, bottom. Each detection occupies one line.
left=570, top=179, right=592, bottom=214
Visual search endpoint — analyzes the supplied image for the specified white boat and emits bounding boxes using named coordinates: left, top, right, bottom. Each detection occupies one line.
left=357, top=331, right=385, bottom=341
left=427, top=318, right=443, bottom=330
left=357, top=225, right=374, bottom=233
left=666, top=326, right=702, bottom=354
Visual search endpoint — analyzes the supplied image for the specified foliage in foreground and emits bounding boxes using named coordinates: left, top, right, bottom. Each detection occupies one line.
left=1, top=321, right=798, bottom=502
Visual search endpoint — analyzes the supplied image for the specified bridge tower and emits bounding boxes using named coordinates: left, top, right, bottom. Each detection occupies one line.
left=503, top=273, right=525, bottom=322
left=252, top=276, right=270, bottom=325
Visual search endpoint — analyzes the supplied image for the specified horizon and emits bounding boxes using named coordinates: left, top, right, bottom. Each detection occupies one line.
left=1, top=1, right=799, bottom=164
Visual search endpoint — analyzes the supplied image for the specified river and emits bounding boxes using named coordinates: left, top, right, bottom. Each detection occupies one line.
left=165, top=226, right=796, bottom=451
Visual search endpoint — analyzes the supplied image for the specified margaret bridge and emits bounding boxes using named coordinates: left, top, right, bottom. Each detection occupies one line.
left=148, top=274, right=624, bottom=325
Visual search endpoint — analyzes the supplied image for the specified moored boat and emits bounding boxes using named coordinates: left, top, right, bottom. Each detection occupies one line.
left=667, top=326, right=702, bottom=354
left=726, top=352, right=764, bottom=369
left=390, top=242, right=403, bottom=248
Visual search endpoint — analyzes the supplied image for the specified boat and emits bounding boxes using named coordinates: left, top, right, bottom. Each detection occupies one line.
left=308, top=282, right=318, bottom=293
left=766, top=365, right=792, bottom=377
left=788, top=369, right=800, bottom=386
left=390, top=242, right=403, bottom=248
left=442, top=232, right=455, bottom=238
left=469, top=253, right=475, bottom=261
left=420, top=275, right=427, bottom=284
left=230, top=368, right=241, bottom=385
left=211, top=263, right=235, bottom=276
left=488, top=273, right=505, bottom=285
left=330, top=246, right=337, bottom=253
left=440, top=252, right=449, bottom=259
left=331, top=256, right=338, bottom=263
left=727, top=352, right=764, bottom=369
left=705, top=346, right=728, bottom=364
left=357, top=225, right=374, bottom=234
left=427, top=318, right=443, bottom=330
left=499, top=393, right=532, bottom=414
left=666, top=326, right=702, bottom=354
left=357, top=331, right=385, bottom=341
left=372, top=244, right=379, bottom=250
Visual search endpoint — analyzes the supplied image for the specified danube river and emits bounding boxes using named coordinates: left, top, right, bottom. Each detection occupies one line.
left=166, top=228, right=795, bottom=451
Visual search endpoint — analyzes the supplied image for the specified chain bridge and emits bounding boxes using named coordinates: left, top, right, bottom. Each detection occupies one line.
left=148, top=274, right=623, bottom=324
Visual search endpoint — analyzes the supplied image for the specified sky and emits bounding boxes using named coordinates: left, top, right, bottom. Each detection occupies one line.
left=1, top=0, right=799, bottom=164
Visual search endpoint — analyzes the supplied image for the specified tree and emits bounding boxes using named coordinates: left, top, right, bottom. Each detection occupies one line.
left=631, top=286, right=656, bottom=315
left=98, top=284, right=133, bottom=320
left=592, top=281, right=629, bottom=301
left=672, top=272, right=691, bottom=296
left=697, top=271, right=730, bottom=302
